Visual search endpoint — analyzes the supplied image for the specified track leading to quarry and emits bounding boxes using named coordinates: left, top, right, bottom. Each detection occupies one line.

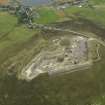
left=29, top=22, right=105, bottom=47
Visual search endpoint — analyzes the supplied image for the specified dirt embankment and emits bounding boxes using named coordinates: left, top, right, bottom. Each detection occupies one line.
left=52, top=17, right=105, bottom=39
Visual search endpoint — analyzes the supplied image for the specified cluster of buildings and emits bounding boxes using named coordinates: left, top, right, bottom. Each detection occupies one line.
left=54, top=0, right=88, bottom=5
left=0, top=0, right=33, bottom=24
left=0, top=0, right=9, bottom=5
left=0, top=0, right=9, bottom=10
left=0, top=0, right=19, bottom=11
left=53, top=0, right=88, bottom=9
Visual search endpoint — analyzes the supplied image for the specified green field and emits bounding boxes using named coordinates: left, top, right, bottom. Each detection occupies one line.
left=88, top=0, right=105, bottom=5
left=64, top=6, right=105, bottom=25
left=33, top=5, right=70, bottom=24
left=0, top=12, right=17, bottom=35
left=0, top=12, right=37, bottom=51
left=35, top=7, right=59, bottom=24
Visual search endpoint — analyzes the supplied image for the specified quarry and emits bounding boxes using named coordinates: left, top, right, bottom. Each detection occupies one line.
left=1, top=0, right=105, bottom=105
left=19, top=34, right=100, bottom=81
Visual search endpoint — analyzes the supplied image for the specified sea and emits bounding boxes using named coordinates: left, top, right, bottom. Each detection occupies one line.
left=22, top=0, right=52, bottom=6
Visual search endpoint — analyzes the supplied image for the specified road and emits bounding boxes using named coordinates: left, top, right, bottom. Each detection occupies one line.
left=30, top=23, right=105, bottom=47
left=31, top=23, right=89, bottom=37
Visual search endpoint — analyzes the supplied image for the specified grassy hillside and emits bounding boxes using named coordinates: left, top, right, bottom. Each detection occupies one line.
left=0, top=12, right=17, bottom=35
left=0, top=12, right=36, bottom=50
left=62, top=0, right=105, bottom=26
left=64, top=6, right=105, bottom=25
left=88, top=0, right=105, bottom=5
left=0, top=12, right=49, bottom=77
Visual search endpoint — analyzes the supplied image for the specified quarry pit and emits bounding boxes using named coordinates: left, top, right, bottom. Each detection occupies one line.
left=19, top=34, right=100, bottom=81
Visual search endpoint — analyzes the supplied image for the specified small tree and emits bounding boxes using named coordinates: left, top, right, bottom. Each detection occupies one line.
left=16, top=5, right=34, bottom=24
